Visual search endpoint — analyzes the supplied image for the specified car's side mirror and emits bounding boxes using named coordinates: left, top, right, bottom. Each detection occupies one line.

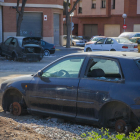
left=37, top=71, right=42, bottom=77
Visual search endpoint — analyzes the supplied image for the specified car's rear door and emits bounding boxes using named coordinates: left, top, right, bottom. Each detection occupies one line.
left=1, top=37, right=13, bottom=55
left=27, top=56, right=85, bottom=118
left=103, top=38, right=114, bottom=51
left=76, top=56, right=124, bottom=122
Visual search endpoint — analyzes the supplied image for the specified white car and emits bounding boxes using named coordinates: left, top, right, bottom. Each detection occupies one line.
left=84, top=37, right=138, bottom=52
left=63, top=35, right=85, bottom=47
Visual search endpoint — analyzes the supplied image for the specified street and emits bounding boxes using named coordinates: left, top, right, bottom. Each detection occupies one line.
left=0, top=46, right=84, bottom=84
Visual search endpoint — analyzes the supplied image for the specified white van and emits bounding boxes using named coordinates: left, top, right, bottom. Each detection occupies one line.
left=119, top=32, right=140, bottom=39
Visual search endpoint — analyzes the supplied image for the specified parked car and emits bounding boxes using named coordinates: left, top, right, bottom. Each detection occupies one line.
left=0, top=37, right=44, bottom=61
left=41, top=40, right=55, bottom=56
left=119, top=32, right=140, bottom=39
left=1, top=52, right=140, bottom=133
left=63, top=35, right=85, bottom=46
left=85, top=36, right=106, bottom=46
left=130, top=37, right=140, bottom=53
left=84, top=37, right=138, bottom=52
left=78, top=36, right=90, bottom=43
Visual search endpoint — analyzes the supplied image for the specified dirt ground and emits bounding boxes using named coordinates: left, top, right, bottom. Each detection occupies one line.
left=0, top=108, right=49, bottom=140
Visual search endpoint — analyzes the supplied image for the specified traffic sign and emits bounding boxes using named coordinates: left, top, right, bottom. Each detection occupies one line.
left=123, top=24, right=127, bottom=29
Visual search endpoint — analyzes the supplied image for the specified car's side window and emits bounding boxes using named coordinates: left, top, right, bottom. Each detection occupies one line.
left=10, top=39, right=17, bottom=47
left=137, top=39, right=140, bottom=44
left=42, top=56, right=85, bottom=78
left=105, top=38, right=114, bottom=44
left=5, top=38, right=13, bottom=45
left=135, top=34, right=140, bottom=37
left=96, top=39, right=106, bottom=44
left=85, top=57, right=122, bottom=82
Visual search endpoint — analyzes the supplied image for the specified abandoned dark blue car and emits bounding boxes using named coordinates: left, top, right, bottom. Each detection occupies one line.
left=0, top=52, right=140, bottom=133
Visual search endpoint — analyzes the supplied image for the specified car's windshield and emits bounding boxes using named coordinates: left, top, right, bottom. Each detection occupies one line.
left=72, top=36, right=81, bottom=40
left=91, top=37, right=103, bottom=41
left=114, top=38, right=132, bottom=43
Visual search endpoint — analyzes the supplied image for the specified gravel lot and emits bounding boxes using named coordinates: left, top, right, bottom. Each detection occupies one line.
left=0, top=48, right=116, bottom=139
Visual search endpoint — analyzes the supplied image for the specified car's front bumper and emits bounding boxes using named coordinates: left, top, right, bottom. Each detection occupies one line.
left=75, top=43, right=85, bottom=47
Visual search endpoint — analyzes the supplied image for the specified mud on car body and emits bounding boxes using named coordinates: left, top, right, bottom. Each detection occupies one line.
left=1, top=52, right=140, bottom=133
left=0, top=37, right=44, bottom=61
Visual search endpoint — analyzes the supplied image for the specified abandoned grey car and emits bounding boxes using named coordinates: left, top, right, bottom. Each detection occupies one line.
left=0, top=37, right=44, bottom=61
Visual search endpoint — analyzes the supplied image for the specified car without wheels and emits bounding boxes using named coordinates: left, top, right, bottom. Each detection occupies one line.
left=0, top=37, right=44, bottom=61
left=1, top=52, right=140, bottom=133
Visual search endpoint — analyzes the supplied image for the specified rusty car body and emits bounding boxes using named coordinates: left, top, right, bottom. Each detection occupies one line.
left=0, top=52, right=140, bottom=132
left=0, top=37, right=44, bottom=61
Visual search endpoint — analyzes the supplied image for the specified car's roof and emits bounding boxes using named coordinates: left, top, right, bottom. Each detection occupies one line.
left=68, top=51, right=140, bottom=60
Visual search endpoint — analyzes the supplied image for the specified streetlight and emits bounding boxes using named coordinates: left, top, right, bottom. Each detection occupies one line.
left=122, top=13, right=127, bottom=32
left=70, top=12, right=74, bottom=45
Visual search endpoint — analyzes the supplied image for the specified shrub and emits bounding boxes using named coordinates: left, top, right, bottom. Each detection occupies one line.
left=81, top=127, right=140, bottom=140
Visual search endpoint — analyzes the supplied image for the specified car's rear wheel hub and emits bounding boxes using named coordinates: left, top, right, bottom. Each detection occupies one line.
left=9, top=102, right=22, bottom=116
left=115, top=119, right=126, bottom=133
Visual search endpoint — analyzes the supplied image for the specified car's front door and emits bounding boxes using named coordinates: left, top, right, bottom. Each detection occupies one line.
left=8, top=38, right=18, bottom=57
left=27, top=56, right=85, bottom=118
left=93, top=38, right=106, bottom=51
left=1, top=37, right=13, bottom=55
left=77, top=56, right=124, bottom=122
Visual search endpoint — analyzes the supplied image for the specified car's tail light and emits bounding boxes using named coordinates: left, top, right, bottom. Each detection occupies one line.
left=53, top=46, right=55, bottom=49
left=134, top=45, right=138, bottom=48
left=122, top=46, right=128, bottom=49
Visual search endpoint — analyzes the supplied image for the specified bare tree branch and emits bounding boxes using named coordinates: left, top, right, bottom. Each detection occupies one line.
left=16, top=0, right=21, bottom=14
left=68, top=0, right=81, bottom=16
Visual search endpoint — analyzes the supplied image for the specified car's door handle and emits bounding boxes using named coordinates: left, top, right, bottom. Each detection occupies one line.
left=67, top=86, right=73, bottom=89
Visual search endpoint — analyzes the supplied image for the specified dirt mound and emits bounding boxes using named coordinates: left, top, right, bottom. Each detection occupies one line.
left=0, top=117, right=49, bottom=140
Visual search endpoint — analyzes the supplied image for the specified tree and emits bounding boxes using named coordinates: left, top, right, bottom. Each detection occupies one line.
left=65, top=0, right=80, bottom=48
left=16, top=0, right=27, bottom=36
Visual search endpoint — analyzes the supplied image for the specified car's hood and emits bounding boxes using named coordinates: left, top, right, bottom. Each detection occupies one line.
left=86, top=41, right=96, bottom=45
left=1, top=75, right=34, bottom=88
left=73, top=39, right=83, bottom=42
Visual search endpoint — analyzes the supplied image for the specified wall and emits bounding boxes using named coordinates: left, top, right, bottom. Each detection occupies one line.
left=4, top=0, right=63, bottom=5
left=111, top=0, right=124, bottom=15
left=2, top=0, right=63, bottom=45
left=80, top=0, right=106, bottom=16
left=137, top=0, right=140, bottom=14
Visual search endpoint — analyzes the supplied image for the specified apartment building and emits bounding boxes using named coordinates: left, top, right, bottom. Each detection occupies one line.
left=65, top=0, right=140, bottom=38
left=0, top=0, right=63, bottom=46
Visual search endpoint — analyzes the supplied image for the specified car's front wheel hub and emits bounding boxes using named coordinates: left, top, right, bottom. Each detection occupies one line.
left=9, top=102, right=22, bottom=116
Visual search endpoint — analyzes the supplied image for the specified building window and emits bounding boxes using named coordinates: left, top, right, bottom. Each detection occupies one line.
left=78, top=1, right=82, bottom=13
left=112, top=0, right=115, bottom=9
left=92, top=0, right=96, bottom=9
left=101, top=0, right=106, bottom=8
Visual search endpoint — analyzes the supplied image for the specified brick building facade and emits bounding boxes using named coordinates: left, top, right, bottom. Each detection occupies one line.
left=64, top=0, right=140, bottom=38
left=0, top=0, right=63, bottom=46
